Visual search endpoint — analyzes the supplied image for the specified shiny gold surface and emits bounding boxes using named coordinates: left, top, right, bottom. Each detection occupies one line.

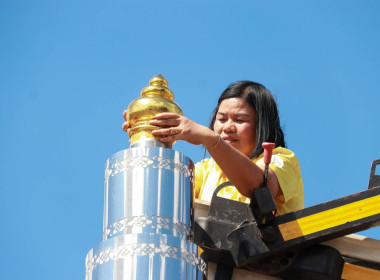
left=127, top=74, right=182, bottom=147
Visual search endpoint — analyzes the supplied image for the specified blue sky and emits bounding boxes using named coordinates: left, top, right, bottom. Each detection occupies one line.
left=1, top=1, right=380, bottom=279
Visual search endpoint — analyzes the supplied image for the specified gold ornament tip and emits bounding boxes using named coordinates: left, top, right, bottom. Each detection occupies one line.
left=127, top=74, right=182, bottom=148
left=149, top=74, right=168, bottom=87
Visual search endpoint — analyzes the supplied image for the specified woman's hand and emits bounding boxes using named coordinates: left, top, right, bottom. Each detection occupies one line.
left=122, top=110, right=281, bottom=199
left=122, top=110, right=131, bottom=135
left=122, top=111, right=218, bottom=148
left=149, top=113, right=218, bottom=147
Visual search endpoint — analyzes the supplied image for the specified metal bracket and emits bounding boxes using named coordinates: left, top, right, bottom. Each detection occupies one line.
left=368, top=159, right=380, bottom=189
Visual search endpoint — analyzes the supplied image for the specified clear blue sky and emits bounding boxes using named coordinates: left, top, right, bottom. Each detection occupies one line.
left=1, top=1, right=380, bottom=279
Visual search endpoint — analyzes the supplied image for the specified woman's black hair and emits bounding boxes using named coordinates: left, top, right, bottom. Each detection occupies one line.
left=209, top=81, right=286, bottom=159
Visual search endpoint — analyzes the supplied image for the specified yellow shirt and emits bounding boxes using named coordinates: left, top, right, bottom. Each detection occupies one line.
left=194, top=147, right=304, bottom=215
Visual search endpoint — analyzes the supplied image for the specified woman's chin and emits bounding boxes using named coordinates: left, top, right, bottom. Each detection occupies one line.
left=227, top=141, right=240, bottom=150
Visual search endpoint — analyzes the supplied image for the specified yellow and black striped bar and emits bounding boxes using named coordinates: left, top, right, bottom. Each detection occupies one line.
left=268, top=186, right=380, bottom=253
left=239, top=186, right=380, bottom=265
left=278, top=195, right=380, bottom=242
left=341, top=259, right=380, bottom=280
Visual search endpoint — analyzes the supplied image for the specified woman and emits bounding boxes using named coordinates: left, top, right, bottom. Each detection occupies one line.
left=123, top=81, right=303, bottom=215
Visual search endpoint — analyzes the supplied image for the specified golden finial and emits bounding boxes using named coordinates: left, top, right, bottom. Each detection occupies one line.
left=127, top=74, right=183, bottom=148
left=148, top=74, right=168, bottom=87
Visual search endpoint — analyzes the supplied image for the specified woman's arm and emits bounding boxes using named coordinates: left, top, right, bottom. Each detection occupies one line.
left=148, top=112, right=282, bottom=199
left=207, top=135, right=282, bottom=199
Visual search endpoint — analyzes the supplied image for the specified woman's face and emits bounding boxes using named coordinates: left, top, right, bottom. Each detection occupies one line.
left=213, top=97, right=256, bottom=156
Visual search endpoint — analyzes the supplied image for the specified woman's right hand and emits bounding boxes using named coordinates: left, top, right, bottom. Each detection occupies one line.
left=122, top=110, right=218, bottom=148
left=149, top=112, right=218, bottom=148
left=122, top=110, right=131, bottom=135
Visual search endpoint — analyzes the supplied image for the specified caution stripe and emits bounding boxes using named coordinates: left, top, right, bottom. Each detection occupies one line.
left=342, top=262, right=380, bottom=280
left=278, top=195, right=380, bottom=241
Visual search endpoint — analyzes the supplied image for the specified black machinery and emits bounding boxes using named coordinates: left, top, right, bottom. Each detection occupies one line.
left=194, top=144, right=380, bottom=280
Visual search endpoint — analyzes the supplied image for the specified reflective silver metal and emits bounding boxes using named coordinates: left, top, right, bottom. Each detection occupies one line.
left=103, top=146, right=194, bottom=240
left=86, top=233, right=200, bottom=280
left=86, top=141, right=201, bottom=280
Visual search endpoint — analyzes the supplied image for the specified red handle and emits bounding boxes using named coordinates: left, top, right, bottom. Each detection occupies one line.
left=262, top=142, right=276, bottom=164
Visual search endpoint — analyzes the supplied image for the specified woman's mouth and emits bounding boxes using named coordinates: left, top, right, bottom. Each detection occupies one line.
left=223, top=137, right=238, bottom=144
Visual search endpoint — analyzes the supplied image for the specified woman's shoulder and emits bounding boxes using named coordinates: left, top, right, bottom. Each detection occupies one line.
left=253, top=147, right=301, bottom=171
left=273, top=147, right=296, bottom=156
left=273, top=147, right=301, bottom=170
left=273, top=147, right=299, bottom=161
left=254, top=147, right=297, bottom=161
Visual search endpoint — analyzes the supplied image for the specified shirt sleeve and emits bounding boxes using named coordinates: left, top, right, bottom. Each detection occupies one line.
left=255, top=147, right=304, bottom=213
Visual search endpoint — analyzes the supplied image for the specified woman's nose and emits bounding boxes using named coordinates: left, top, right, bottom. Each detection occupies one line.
left=223, top=120, right=236, bottom=132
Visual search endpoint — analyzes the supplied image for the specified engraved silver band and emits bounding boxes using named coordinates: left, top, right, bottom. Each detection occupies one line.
left=103, top=214, right=191, bottom=239
left=105, top=155, right=194, bottom=181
